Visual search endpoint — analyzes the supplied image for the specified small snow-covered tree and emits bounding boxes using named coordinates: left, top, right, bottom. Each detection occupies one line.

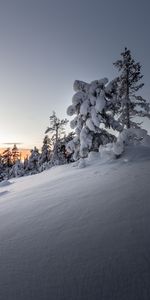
left=27, top=147, right=40, bottom=174
left=66, top=78, right=121, bottom=160
left=40, top=135, right=52, bottom=165
left=0, top=155, right=5, bottom=181
left=45, top=111, right=68, bottom=164
left=23, top=156, right=29, bottom=170
left=113, top=47, right=150, bottom=129
left=12, top=144, right=20, bottom=164
left=62, top=131, right=75, bottom=163
left=55, top=131, right=76, bottom=164
left=2, top=148, right=12, bottom=167
left=10, top=160, right=25, bottom=178
left=1, top=148, right=12, bottom=179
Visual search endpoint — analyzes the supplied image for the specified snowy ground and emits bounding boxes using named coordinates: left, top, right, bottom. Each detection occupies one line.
left=0, top=145, right=150, bottom=300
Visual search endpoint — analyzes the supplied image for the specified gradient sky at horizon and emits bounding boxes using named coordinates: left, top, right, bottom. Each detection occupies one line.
left=0, top=0, right=150, bottom=148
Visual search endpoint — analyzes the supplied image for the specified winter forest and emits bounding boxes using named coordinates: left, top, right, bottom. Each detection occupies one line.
left=1, top=0, right=150, bottom=297
left=0, top=48, right=150, bottom=182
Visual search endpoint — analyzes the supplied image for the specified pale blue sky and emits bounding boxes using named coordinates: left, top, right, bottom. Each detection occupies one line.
left=0, top=0, right=150, bottom=148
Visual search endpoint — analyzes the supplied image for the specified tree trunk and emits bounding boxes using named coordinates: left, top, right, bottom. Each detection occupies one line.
left=55, top=125, right=59, bottom=158
left=126, top=67, right=130, bottom=129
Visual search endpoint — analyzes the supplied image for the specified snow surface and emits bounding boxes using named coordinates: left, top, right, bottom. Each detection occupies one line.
left=0, top=145, right=150, bottom=300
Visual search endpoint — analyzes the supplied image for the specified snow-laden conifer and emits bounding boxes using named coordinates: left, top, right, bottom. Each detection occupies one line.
left=10, top=160, right=25, bottom=178
left=27, top=147, right=40, bottom=174
left=45, top=111, right=68, bottom=164
left=39, top=135, right=52, bottom=165
left=113, top=47, right=150, bottom=129
left=67, top=78, right=121, bottom=160
left=12, top=144, right=20, bottom=164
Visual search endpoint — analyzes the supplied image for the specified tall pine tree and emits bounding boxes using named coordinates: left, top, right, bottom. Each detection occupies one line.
left=45, top=111, right=68, bottom=163
left=114, top=47, right=150, bottom=129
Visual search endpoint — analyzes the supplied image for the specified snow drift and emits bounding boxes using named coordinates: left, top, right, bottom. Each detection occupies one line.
left=0, top=145, right=150, bottom=300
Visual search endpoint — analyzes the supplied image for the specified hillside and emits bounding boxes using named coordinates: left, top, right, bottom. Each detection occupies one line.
left=0, top=145, right=150, bottom=300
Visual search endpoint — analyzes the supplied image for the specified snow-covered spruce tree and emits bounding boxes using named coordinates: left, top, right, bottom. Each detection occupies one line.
left=27, top=147, right=40, bottom=174
left=40, top=135, right=52, bottom=165
left=0, top=155, right=5, bottom=182
left=62, top=131, right=75, bottom=163
left=66, top=78, right=121, bottom=160
left=23, top=156, right=29, bottom=173
left=1, top=148, right=13, bottom=179
left=12, top=144, right=20, bottom=164
left=2, top=148, right=12, bottom=167
left=55, top=131, right=76, bottom=164
left=45, top=111, right=68, bottom=165
left=113, top=47, right=150, bottom=129
left=9, top=160, right=25, bottom=178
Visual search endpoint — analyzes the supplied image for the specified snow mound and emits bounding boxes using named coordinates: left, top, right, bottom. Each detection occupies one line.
left=87, top=151, right=100, bottom=162
left=99, top=143, right=114, bottom=162
left=142, top=134, right=150, bottom=147
left=121, top=144, right=150, bottom=163
left=0, top=180, right=13, bottom=187
left=113, top=128, right=150, bottom=157
left=0, top=191, right=9, bottom=197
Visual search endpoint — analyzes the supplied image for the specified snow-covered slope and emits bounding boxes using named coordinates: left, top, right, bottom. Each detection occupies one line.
left=0, top=145, right=150, bottom=300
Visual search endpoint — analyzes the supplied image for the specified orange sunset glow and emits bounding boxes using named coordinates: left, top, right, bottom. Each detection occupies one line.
left=0, top=148, right=31, bottom=161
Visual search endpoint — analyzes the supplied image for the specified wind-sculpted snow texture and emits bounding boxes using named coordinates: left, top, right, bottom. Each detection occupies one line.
left=67, top=78, right=122, bottom=160
left=0, top=145, right=150, bottom=300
